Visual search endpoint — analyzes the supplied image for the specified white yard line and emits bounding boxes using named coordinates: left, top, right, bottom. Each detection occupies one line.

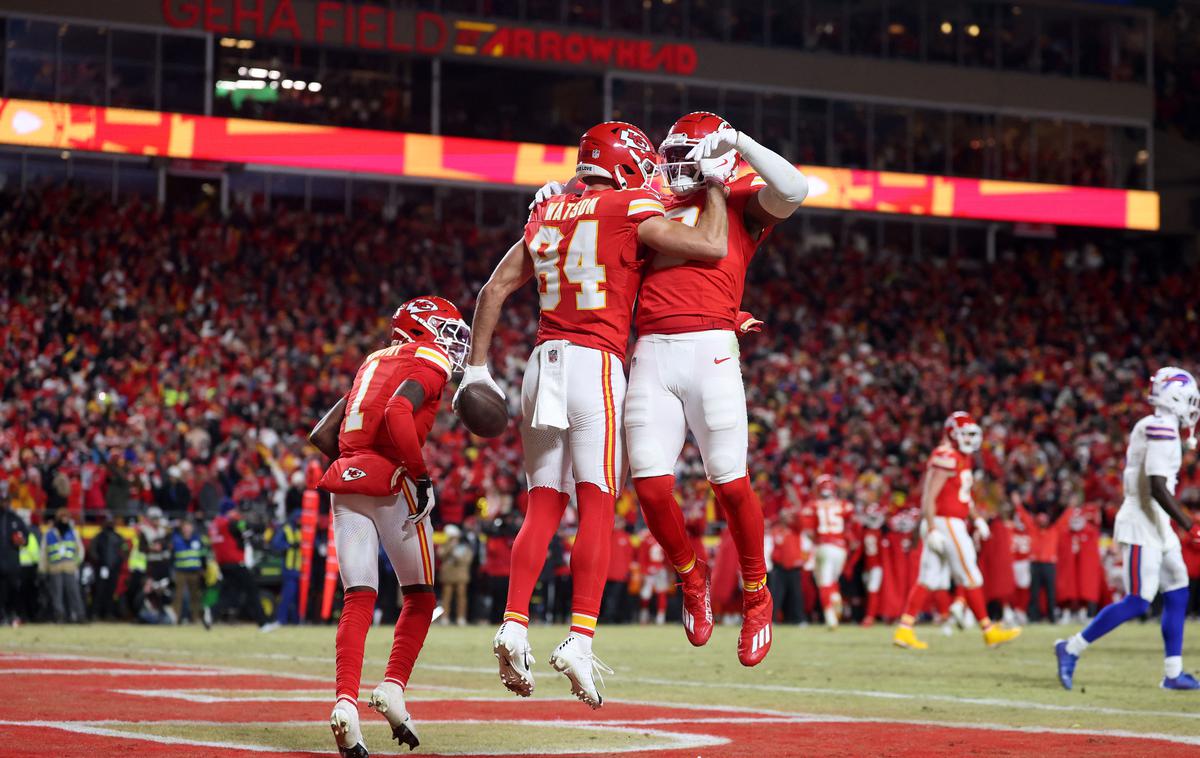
left=0, top=719, right=728, bottom=756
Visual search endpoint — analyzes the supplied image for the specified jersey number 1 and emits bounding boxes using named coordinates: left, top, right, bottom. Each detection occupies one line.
left=529, top=221, right=606, bottom=312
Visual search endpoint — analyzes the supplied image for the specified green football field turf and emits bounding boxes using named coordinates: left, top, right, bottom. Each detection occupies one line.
left=5, top=616, right=1199, bottom=747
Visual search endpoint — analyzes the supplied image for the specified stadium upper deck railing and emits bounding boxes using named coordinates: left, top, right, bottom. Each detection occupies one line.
left=0, top=97, right=1158, bottom=231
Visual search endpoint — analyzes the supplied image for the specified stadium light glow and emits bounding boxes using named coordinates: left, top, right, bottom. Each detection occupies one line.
left=941, top=21, right=952, bottom=34
left=967, top=24, right=981, bottom=37
left=0, top=98, right=1159, bottom=231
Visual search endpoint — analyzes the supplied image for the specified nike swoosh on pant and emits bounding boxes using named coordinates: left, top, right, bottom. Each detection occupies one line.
left=714, top=357, right=731, bottom=364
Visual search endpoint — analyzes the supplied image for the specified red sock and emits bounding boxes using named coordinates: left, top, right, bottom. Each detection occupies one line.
left=633, top=475, right=697, bottom=573
left=569, top=482, right=614, bottom=638
left=818, top=584, right=834, bottom=610
left=1012, top=587, right=1029, bottom=611
left=656, top=591, right=667, bottom=615
left=865, top=590, right=880, bottom=620
left=712, top=477, right=766, bottom=592
left=383, top=589, right=436, bottom=689
left=965, top=587, right=992, bottom=630
left=899, top=584, right=929, bottom=628
left=335, top=588, right=377, bottom=704
left=932, top=589, right=951, bottom=617
left=503, top=487, right=568, bottom=626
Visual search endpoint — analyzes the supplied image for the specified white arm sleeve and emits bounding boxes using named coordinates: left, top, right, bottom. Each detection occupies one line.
left=735, top=132, right=808, bottom=218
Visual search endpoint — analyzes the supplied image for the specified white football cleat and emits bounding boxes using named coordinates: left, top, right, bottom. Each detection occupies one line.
left=493, top=621, right=535, bottom=697
left=329, top=699, right=369, bottom=758
left=369, top=681, right=419, bottom=751
left=549, top=633, right=613, bottom=710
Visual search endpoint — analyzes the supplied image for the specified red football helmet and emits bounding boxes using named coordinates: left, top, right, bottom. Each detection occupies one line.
left=814, top=474, right=836, bottom=497
left=943, top=411, right=982, bottom=454
left=390, top=296, right=470, bottom=372
left=575, top=121, right=658, bottom=190
left=658, top=111, right=738, bottom=195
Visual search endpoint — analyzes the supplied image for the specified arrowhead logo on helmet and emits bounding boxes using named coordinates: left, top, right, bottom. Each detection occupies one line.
left=342, top=467, right=367, bottom=482
left=391, top=295, right=472, bottom=373
left=575, top=121, right=659, bottom=190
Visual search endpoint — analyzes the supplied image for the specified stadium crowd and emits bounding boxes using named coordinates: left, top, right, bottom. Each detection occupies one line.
left=1, top=184, right=1200, bottom=632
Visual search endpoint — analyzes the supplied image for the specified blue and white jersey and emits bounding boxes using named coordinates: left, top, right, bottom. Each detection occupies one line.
left=1114, top=412, right=1182, bottom=550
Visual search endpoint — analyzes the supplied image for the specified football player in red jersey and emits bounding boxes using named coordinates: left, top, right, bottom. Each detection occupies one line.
left=460, top=121, right=731, bottom=709
left=892, top=412, right=1022, bottom=650
left=626, top=112, right=808, bottom=666
left=858, top=501, right=887, bottom=627
left=801, top=475, right=856, bottom=629
left=308, top=296, right=470, bottom=757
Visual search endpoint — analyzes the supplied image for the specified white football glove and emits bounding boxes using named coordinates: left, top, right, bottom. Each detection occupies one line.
left=973, top=517, right=991, bottom=542
left=528, top=180, right=565, bottom=210
left=923, top=527, right=948, bottom=557
left=685, top=128, right=741, bottom=161
left=406, top=476, right=436, bottom=523
left=699, top=153, right=737, bottom=186
left=454, top=363, right=506, bottom=406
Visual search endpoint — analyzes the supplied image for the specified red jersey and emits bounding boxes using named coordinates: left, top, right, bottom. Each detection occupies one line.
left=525, top=188, right=665, bottom=359
left=636, top=172, right=769, bottom=335
left=337, top=341, right=451, bottom=460
left=862, top=527, right=884, bottom=570
left=801, top=497, right=855, bottom=548
left=928, top=443, right=973, bottom=519
left=1011, top=524, right=1032, bottom=562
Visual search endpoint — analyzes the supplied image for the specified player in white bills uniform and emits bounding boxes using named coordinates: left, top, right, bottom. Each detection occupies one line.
left=1057, top=367, right=1200, bottom=690
left=460, top=121, right=730, bottom=708
left=801, top=475, right=855, bottom=628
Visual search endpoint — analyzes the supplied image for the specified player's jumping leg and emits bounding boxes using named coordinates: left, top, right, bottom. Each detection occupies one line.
left=550, top=352, right=624, bottom=709
left=330, top=496, right=381, bottom=758
left=627, top=336, right=713, bottom=646
left=677, top=334, right=769, bottom=664
left=495, top=485, right=566, bottom=696
left=550, top=482, right=616, bottom=709
left=633, top=475, right=714, bottom=645
left=713, top=476, right=772, bottom=665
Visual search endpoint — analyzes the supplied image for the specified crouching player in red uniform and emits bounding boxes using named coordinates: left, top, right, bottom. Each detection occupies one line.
left=892, top=413, right=1022, bottom=650
left=309, top=297, right=470, bottom=757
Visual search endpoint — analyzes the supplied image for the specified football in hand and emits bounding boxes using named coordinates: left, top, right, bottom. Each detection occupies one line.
left=454, top=383, right=509, bottom=438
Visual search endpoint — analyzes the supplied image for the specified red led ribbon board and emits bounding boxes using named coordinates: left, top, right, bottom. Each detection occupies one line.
left=0, top=98, right=1158, bottom=230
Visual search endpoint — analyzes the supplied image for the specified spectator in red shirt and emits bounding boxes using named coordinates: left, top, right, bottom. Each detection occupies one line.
left=768, top=509, right=805, bottom=624
left=1012, top=491, right=1067, bottom=622
left=602, top=524, right=634, bottom=624
left=209, top=499, right=268, bottom=628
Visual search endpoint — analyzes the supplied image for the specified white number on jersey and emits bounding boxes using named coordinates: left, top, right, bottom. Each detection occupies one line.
left=344, top=358, right=380, bottom=433
left=958, top=469, right=974, bottom=505
left=816, top=500, right=845, bottom=535
left=528, top=221, right=606, bottom=311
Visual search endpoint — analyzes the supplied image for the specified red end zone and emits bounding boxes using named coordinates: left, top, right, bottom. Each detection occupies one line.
left=0, top=653, right=1195, bottom=757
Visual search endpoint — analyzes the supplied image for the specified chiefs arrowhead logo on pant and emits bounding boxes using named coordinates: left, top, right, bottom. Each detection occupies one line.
left=342, top=467, right=367, bottom=482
